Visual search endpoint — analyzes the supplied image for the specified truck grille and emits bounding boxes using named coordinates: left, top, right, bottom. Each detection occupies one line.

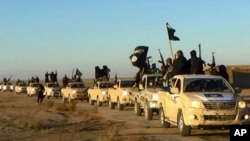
left=203, top=101, right=236, bottom=109
left=204, top=115, right=236, bottom=121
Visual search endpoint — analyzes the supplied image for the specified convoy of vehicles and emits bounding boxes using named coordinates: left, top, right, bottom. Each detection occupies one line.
left=88, top=81, right=114, bottom=106
left=157, top=74, right=250, bottom=136
left=61, top=82, right=89, bottom=103
left=108, top=78, right=136, bottom=110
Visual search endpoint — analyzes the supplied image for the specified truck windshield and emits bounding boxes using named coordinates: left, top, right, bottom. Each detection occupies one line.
left=71, top=83, right=85, bottom=88
left=100, top=83, right=113, bottom=88
left=147, top=76, right=164, bottom=88
left=120, top=80, right=135, bottom=87
left=48, top=83, right=59, bottom=87
left=184, top=78, right=233, bottom=93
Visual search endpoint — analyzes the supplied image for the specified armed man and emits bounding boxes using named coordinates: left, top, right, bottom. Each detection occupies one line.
left=187, top=50, right=204, bottom=74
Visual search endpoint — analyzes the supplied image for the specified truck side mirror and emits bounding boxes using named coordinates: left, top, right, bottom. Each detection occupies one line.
left=113, top=84, right=118, bottom=89
left=234, top=87, right=242, bottom=93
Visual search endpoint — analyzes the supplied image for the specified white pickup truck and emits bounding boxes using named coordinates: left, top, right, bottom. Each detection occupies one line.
left=27, top=82, right=41, bottom=97
left=108, top=78, right=136, bottom=110
left=61, top=82, right=89, bottom=103
left=88, top=81, right=114, bottom=106
left=157, top=74, right=250, bottom=136
left=15, top=82, right=27, bottom=94
left=43, top=82, right=61, bottom=99
left=131, top=73, right=163, bottom=120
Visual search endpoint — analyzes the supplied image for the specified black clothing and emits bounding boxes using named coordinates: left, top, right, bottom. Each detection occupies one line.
left=37, top=84, right=45, bottom=105
left=218, top=65, right=229, bottom=81
left=188, top=57, right=204, bottom=74
left=171, top=56, right=189, bottom=77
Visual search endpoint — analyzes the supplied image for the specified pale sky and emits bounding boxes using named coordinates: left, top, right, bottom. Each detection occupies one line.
left=1, top=0, right=250, bottom=80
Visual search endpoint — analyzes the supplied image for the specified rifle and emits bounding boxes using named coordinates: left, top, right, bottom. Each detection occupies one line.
left=198, top=43, right=206, bottom=66
left=158, top=49, right=166, bottom=74
left=7, top=75, right=12, bottom=82
left=208, top=52, right=217, bottom=75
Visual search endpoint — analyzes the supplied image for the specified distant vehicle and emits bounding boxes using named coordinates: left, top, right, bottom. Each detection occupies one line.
left=2, top=82, right=14, bottom=92
left=27, top=83, right=41, bottom=97
left=131, top=73, right=163, bottom=120
left=15, top=82, right=27, bottom=94
left=108, top=78, right=136, bottom=110
left=88, top=81, right=114, bottom=106
left=61, top=82, right=89, bottom=103
left=43, top=82, right=61, bottom=99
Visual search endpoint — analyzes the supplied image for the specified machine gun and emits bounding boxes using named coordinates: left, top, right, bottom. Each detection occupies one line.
left=3, top=75, right=12, bottom=83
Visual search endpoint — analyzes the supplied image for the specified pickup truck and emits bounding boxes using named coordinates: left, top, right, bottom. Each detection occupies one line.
left=157, top=74, right=250, bottom=136
left=88, top=81, right=114, bottom=106
left=15, top=82, right=27, bottom=94
left=131, top=73, right=163, bottom=120
left=2, top=82, right=14, bottom=92
left=61, top=82, right=89, bottom=103
left=43, top=82, right=61, bottom=99
left=27, top=82, right=41, bottom=97
left=108, top=78, right=136, bottom=110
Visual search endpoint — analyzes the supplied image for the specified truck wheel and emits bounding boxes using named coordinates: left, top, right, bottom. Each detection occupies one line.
left=134, top=101, right=142, bottom=116
left=89, top=96, right=94, bottom=105
left=159, top=108, right=171, bottom=128
left=144, top=102, right=153, bottom=120
left=178, top=111, right=191, bottom=136
left=97, top=97, right=102, bottom=106
left=62, top=96, right=65, bottom=102
left=109, top=99, right=115, bottom=109
left=117, top=99, right=124, bottom=111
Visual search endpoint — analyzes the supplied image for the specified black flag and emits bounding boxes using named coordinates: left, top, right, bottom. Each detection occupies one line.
left=75, top=68, right=82, bottom=77
left=129, top=46, right=149, bottom=68
left=166, top=23, right=180, bottom=41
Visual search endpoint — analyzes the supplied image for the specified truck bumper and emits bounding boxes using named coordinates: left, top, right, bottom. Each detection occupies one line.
left=184, top=108, right=250, bottom=128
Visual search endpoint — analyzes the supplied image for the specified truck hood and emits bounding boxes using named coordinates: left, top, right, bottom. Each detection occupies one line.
left=187, top=92, right=237, bottom=101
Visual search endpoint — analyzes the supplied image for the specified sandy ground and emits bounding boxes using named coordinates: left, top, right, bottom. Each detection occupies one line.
left=0, top=80, right=250, bottom=141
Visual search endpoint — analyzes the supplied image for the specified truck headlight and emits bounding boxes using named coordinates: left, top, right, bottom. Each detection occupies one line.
left=102, top=91, right=106, bottom=95
left=152, top=94, right=158, bottom=101
left=238, top=101, right=246, bottom=109
left=191, top=101, right=202, bottom=108
left=72, top=90, right=76, bottom=93
left=49, top=89, right=52, bottom=92
left=122, top=90, right=128, bottom=96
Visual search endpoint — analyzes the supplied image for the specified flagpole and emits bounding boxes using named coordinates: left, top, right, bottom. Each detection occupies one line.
left=168, top=39, right=174, bottom=60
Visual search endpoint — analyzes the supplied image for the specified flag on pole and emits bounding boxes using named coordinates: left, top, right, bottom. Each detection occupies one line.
left=166, top=23, right=180, bottom=41
left=75, top=68, right=82, bottom=77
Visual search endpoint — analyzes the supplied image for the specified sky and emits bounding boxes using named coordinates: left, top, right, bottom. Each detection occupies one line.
left=0, top=0, right=250, bottom=80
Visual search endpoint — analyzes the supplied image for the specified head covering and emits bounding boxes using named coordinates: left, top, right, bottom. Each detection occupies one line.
left=176, top=50, right=183, bottom=57
left=190, top=50, right=196, bottom=57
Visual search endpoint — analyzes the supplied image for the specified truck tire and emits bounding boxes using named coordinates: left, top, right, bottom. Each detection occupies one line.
left=109, top=99, right=115, bottom=109
left=135, top=101, right=142, bottom=116
left=159, top=107, right=171, bottom=128
left=178, top=111, right=191, bottom=136
left=117, top=99, right=124, bottom=111
left=144, top=102, right=153, bottom=120
left=89, top=96, right=94, bottom=105
left=62, top=95, right=65, bottom=102
left=97, top=97, right=102, bottom=106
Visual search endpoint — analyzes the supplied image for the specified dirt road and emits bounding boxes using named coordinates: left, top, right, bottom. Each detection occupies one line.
left=0, top=91, right=235, bottom=141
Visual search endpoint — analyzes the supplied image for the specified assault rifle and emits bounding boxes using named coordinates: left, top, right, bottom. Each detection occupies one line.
left=158, top=49, right=166, bottom=75
left=207, top=52, right=217, bottom=75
